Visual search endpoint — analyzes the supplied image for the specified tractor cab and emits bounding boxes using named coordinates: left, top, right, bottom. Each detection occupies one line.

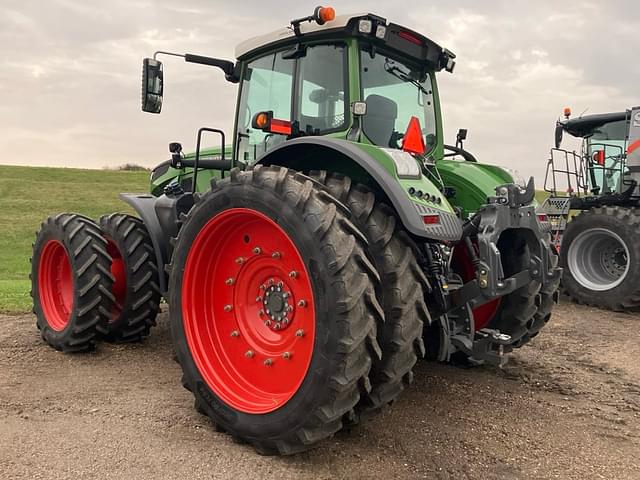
left=143, top=9, right=457, bottom=194
left=545, top=107, right=640, bottom=203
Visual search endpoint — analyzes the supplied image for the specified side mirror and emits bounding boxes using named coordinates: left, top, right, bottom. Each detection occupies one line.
left=141, top=58, right=163, bottom=114
left=554, top=121, right=563, bottom=149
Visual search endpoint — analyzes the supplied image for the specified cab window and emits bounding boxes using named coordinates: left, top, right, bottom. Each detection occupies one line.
left=236, top=52, right=294, bottom=164
left=297, top=44, right=347, bottom=134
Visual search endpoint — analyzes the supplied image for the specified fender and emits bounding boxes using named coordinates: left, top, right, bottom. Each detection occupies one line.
left=256, top=137, right=463, bottom=241
left=119, top=194, right=170, bottom=295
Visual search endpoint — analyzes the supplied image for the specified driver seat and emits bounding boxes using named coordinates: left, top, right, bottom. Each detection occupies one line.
left=363, top=94, right=398, bottom=147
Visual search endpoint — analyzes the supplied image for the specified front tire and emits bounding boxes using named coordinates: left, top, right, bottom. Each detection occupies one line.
left=169, top=166, right=381, bottom=454
left=98, top=213, right=161, bottom=342
left=561, top=206, right=640, bottom=311
left=31, top=214, right=114, bottom=352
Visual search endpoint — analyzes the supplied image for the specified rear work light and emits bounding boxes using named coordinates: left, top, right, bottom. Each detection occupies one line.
left=358, top=19, right=373, bottom=34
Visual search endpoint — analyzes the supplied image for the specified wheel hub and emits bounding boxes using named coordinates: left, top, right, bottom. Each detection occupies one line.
left=567, top=227, right=630, bottom=291
left=260, top=278, right=294, bottom=330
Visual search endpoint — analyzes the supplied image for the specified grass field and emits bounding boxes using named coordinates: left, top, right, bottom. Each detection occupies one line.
left=0, top=165, right=149, bottom=313
left=0, top=164, right=551, bottom=314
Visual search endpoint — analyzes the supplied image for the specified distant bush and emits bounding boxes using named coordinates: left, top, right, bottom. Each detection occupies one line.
left=113, top=164, right=150, bottom=172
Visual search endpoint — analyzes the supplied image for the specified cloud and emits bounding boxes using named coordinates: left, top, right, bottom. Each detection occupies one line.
left=0, top=0, right=636, bottom=186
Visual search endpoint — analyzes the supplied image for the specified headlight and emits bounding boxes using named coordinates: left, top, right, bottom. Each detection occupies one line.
left=383, top=148, right=421, bottom=179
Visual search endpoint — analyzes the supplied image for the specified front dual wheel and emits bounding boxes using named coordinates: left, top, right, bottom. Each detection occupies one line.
left=169, top=166, right=382, bottom=454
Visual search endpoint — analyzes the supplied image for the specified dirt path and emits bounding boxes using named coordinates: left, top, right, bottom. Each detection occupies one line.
left=1, top=302, right=639, bottom=479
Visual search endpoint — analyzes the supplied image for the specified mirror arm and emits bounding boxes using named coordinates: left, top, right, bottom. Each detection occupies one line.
left=184, top=54, right=238, bottom=82
left=152, top=51, right=239, bottom=82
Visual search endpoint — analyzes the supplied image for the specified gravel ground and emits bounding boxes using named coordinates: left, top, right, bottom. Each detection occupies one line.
left=1, top=302, right=639, bottom=479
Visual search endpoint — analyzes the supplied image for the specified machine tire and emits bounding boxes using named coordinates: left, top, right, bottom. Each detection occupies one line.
left=31, top=213, right=114, bottom=352
left=98, top=213, right=161, bottom=342
left=308, top=171, right=428, bottom=419
left=452, top=230, right=559, bottom=353
left=561, top=206, right=640, bottom=311
left=168, top=166, right=382, bottom=455
left=486, top=231, right=559, bottom=348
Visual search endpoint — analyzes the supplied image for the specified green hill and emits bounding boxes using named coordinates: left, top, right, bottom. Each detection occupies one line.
left=0, top=165, right=149, bottom=313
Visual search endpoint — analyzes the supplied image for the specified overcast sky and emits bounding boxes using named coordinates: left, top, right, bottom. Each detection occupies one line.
left=0, top=0, right=637, bottom=182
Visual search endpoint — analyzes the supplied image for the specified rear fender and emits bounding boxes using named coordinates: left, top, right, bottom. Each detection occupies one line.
left=256, top=137, right=463, bottom=241
left=119, top=194, right=169, bottom=295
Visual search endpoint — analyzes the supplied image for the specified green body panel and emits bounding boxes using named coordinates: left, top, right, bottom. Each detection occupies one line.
left=436, top=159, right=514, bottom=218
left=350, top=142, right=456, bottom=215
left=150, top=146, right=231, bottom=196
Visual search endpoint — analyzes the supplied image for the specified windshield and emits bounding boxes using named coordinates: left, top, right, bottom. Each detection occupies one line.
left=360, top=47, right=437, bottom=152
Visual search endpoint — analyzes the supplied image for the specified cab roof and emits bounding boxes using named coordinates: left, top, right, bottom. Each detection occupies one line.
left=234, top=12, right=455, bottom=73
left=235, top=14, right=367, bottom=59
left=562, top=111, right=628, bottom=138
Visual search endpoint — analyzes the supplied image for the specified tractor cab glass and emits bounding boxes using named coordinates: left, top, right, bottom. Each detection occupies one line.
left=360, top=47, right=437, bottom=153
left=236, top=44, right=348, bottom=164
left=585, top=119, right=628, bottom=194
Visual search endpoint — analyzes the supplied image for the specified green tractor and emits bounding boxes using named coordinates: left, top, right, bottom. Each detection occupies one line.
left=31, top=7, right=560, bottom=454
left=542, top=106, right=640, bottom=311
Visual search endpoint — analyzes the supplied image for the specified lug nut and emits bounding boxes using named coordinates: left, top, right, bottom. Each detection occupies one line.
left=256, top=296, right=262, bottom=302
left=259, top=284, right=266, bottom=291
left=230, top=330, right=239, bottom=337
left=225, top=278, right=234, bottom=286
left=258, top=309, right=265, bottom=316
left=271, top=251, right=281, bottom=259
left=253, top=247, right=262, bottom=255
left=285, top=305, right=293, bottom=313
left=282, top=293, right=290, bottom=299
left=298, top=299, right=307, bottom=307
left=282, top=352, right=291, bottom=360
left=289, top=271, right=298, bottom=279
left=245, top=350, right=254, bottom=358
left=235, top=257, right=246, bottom=265
left=264, top=319, right=272, bottom=327
left=268, top=279, right=274, bottom=286
left=264, top=358, right=273, bottom=366
left=224, top=304, right=233, bottom=312
left=295, top=329, right=305, bottom=337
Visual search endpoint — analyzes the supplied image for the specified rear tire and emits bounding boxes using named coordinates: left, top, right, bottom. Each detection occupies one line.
left=561, top=206, right=640, bottom=311
left=98, top=213, right=161, bottom=342
left=31, top=214, right=114, bottom=352
left=308, top=171, right=427, bottom=419
left=169, top=166, right=381, bottom=454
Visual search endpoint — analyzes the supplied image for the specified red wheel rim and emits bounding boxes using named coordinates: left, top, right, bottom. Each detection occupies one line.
left=452, top=244, right=501, bottom=331
left=106, top=238, right=126, bottom=320
left=182, top=208, right=316, bottom=414
left=38, top=240, right=74, bottom=331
